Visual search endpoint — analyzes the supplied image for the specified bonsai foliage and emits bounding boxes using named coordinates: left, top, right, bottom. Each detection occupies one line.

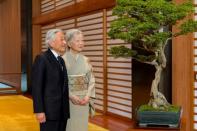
left=108, top=0, right=197, bottom=109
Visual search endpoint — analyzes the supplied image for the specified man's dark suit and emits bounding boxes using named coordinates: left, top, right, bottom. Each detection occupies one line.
left=31, top=49, right=69, bottom=131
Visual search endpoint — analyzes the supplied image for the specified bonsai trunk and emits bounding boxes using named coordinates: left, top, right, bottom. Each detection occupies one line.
left=148, top=45, right=170, bottom=109
left=148, top=64, right=170, bottom=109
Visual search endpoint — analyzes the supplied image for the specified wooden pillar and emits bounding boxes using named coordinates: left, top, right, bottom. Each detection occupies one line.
left=32, top=0, right=41, bottom=60
left=172, top=33, right=193, bottom=131
left=172, top=1, right=193, bottom=131
left=103, top=9, right=108, bottom=114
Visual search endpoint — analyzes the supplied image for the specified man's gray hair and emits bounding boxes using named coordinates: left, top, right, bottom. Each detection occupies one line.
left=45, top=28, right=63, bottom=48
left=66, top=29, right=82, bottom=44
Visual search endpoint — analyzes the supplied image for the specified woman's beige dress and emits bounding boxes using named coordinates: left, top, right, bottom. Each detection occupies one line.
left=62, top=51, right=95, bottom=131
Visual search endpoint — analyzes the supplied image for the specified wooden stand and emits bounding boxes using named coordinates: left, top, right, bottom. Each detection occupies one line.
left=134, top=120, right=181, bottom=130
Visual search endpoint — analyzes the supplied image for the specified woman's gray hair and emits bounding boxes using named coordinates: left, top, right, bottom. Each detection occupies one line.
left=45, top=28, right=63, bottom=48
left=66, top=29, right=82, bottom=44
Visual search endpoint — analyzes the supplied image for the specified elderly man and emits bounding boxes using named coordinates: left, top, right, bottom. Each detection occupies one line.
left=31, top=29, right=69, bottom=131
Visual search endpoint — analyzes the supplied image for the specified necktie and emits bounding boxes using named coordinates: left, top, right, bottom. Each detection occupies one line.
left=57, top=56, right=67, bottom=78
left=57, top=56, right=68, bottom=92
left=57, top=56, right=65, bottom=70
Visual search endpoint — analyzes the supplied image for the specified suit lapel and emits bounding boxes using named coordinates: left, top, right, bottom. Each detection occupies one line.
left=45, top=49, right=68, bottom=93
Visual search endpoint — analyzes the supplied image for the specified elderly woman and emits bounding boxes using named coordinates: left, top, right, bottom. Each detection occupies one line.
left=62, top=29, right=95, bottom=131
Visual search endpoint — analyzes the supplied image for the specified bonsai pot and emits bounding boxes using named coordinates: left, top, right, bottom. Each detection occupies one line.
left=136, top=105, right=182, bottom=128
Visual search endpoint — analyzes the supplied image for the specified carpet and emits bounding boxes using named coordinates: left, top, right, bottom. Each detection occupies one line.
left=0, top=95, right=108, bottom=131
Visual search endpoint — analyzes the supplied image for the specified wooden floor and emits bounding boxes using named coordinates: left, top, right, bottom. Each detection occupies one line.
left=18, top=93, right=185, bottom=131
left=90, top=114, right=184, bottom=131
left=90, top=114, right=133, bottom=131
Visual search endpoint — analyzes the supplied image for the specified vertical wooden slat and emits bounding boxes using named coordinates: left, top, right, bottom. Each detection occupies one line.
left=74, top=18, right=77, bottom=28
left=103, top=9, right=108, bottom=114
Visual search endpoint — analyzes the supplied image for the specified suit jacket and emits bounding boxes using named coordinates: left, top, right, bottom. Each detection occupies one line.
left=31, top=49, right=69, bottom=120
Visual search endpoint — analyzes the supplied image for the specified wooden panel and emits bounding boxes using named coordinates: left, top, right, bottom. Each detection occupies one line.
left=55, top=0, right=75, bottom=10
left=41, top=0, right=55, bottom=14
left=0, top=0, right=21, bottom=91
left=55, top=18, right=75, bottom=31
left=77, top=11, right=105, bottom=112
left=40, top=0, right=76, bottom=14
left=33, top=0, right=116, bottom=25
left=106, top=10, right=132, bottom=119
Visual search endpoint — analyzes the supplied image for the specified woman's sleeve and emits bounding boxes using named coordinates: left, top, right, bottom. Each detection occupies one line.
left=86, top=59, right=96, bottom=98
left=69, top=89, right=74, bottom=97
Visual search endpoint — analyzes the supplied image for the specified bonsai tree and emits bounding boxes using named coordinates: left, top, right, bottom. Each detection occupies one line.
left=109, top=0, right=197, bottom=110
